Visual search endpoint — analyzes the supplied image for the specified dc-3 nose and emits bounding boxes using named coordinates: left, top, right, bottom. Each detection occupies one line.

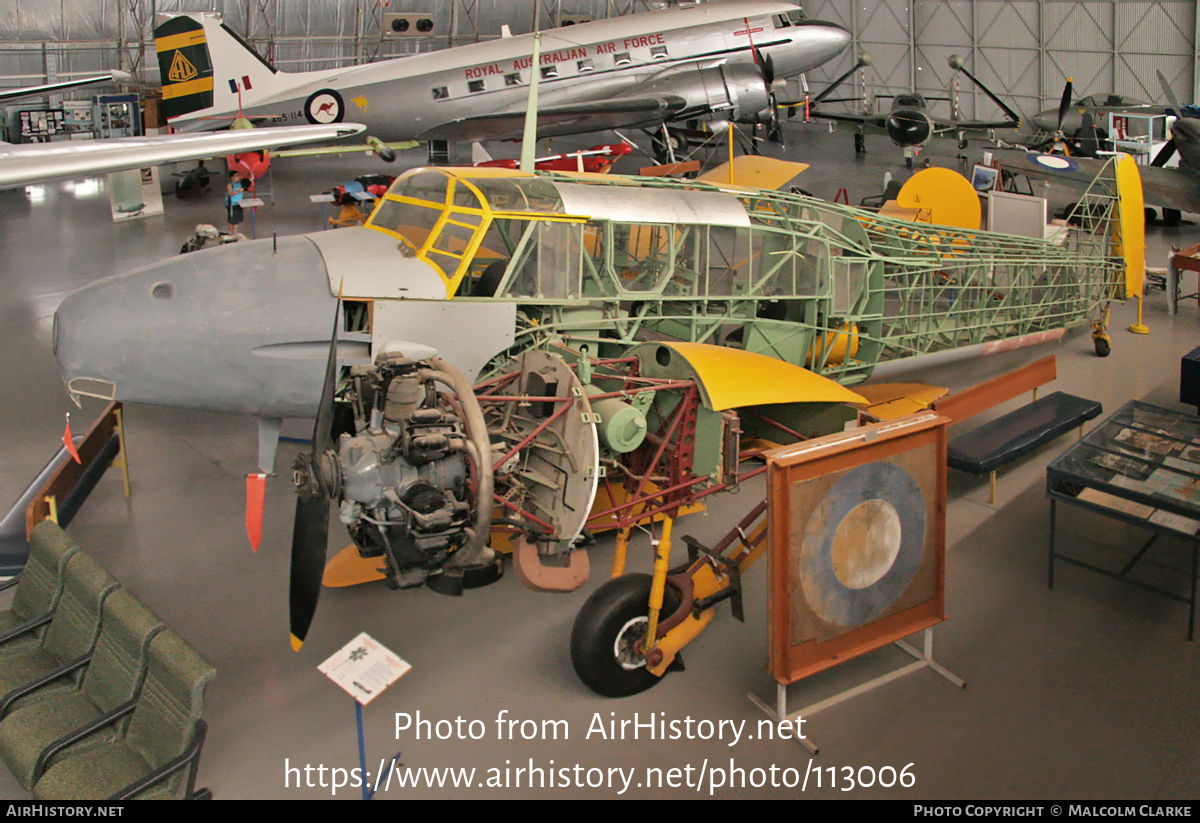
left=54, top=235, right=341, bottom=418
left=787, top=21, right=853, bottom=73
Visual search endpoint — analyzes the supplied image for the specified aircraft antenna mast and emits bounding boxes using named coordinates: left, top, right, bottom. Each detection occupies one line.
left=520, top=32, right=543, bottom=173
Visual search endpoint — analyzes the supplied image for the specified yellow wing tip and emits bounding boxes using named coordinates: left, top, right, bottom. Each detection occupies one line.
left=290, top=634, right=304, bottom=652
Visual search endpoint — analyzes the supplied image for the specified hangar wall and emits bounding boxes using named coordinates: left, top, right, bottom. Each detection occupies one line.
left=0, top=0, right=1194, bottom=122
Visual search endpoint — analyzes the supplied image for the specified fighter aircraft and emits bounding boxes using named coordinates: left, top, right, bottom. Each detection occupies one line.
left=994, top=73, right=1197, bottom=226
left=807, top=54, right=1020, bottom=166
left=154, top=2, right=850, bottom=152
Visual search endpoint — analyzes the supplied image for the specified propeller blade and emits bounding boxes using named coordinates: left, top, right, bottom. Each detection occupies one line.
left=1157, top=70, right=1182, bottom=117
left=288, top=494, right=331, bottom=650
left=312, top=294, right=342, bottom=456
left=762, top=52, right=775, bottom=88
left=1152, top=139, right=1176, bottom=167
left=289, top=285, right=343, bottom=650
left=1056, top=78, right=1073, bottom=134
left=1078, top=112, right=1100, bottom=157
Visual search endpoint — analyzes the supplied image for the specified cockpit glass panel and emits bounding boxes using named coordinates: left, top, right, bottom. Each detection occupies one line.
left=502, top=222, right=582, bottom=298
left=369, top=198, right=443, bottom=248
left=468, top=177, right=565, bottom=214
left=387, top=170, right=450, bottom=204
left=787, top=10, right=806, bottom=23
left=451, top=181, right=483, bottom=211
left=895, top=94, right=924, bottom=108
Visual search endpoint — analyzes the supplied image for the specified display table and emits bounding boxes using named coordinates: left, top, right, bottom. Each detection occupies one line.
left=1046, top=400, right=1200, bottom=638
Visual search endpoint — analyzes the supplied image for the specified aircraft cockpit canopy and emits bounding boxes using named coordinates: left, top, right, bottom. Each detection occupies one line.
left=1076, top=94, right=1146, bottom=108
left=893, top=94, right=927, bottom=109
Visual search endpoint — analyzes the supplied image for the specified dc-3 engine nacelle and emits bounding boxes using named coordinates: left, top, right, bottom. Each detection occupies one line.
left=637, top=63, right=772, bottom=123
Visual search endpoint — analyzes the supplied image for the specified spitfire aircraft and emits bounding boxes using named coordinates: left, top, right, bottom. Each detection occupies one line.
left=808, top=54, right=1020, bottom=166
left=51, top=151, right=1144, bottom=692
left=154, top=1, right=850, bottom=156
left=995, top=73, right=1197, bottom=226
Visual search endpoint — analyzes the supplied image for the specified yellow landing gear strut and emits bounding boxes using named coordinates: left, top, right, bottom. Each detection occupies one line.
left=570, top=502, right=769, bottom=697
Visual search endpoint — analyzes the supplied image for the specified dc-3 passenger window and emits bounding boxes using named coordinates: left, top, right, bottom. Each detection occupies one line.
left=650, top=45, right=668, bottom=59
left=541, top=66, right=559, bottom=79
left=431, top=86, right=449, bottom=100
left=468, top=80, right=486, bottom=93
left=577, top=59, right=594, bottom=72
left=505, top=72, right=522, bottom=86
left=614, top=52, right=632, bottom=65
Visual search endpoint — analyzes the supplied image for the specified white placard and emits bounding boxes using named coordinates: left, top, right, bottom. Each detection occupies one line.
left=240, top=197, right=265, bottom=208
left=317, top=632, right=411, bottom=705
left=310, top=193, right=336, bottom=203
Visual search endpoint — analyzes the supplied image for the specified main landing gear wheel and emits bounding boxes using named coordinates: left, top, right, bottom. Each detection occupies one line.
left=1145, top=207, right=1158, bottom=225
left=1094, top=336, right=1111, bottom=357
left=1163, top=208, right=1182, bottom=227
left=571, top=573, right=682, bottom=697
left=854, top=132, right=866, bottom=154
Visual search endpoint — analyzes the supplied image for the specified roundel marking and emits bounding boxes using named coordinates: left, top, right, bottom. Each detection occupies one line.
left=798, top=462, right=927, bottom=628
left=1028, top=153, right=1077, bottom=172
left=305, top=89, right=345, bottom=125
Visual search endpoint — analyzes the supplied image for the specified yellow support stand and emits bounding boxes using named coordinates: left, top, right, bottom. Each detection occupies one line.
left=1129, top=293, right=1150, bottom=334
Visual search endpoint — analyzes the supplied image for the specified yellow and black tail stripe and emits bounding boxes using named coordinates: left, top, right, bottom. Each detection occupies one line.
left=155, top=16, right=214, bottom=119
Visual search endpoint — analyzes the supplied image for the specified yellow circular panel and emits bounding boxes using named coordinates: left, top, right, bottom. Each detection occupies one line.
left=896, top=167, right=981, bottom=229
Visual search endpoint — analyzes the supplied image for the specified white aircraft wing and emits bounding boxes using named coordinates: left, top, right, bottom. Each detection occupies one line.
left=0, top=123, right=366, bottom=190
left=0, top=71, right=131, bottom=104
left=418, top=96, right=689, bottom=142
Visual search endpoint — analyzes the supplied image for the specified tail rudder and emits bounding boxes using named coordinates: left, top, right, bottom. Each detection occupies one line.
left=156, top=14, right=283, bottom=122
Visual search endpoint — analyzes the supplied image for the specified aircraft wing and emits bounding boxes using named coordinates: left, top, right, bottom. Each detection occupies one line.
left=808, top=111, right=888, bottom=128
left=0, top=72, right=130, bottom=104
left=991, top=149, right=1200, bottom=214
left=417, top=95, right=689, bottom=142
left=933, top=118, right=1018, bottom=131
left=0, top=123, right=365, bottom=190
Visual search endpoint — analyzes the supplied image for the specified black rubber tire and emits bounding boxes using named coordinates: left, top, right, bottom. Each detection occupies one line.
left=571, top=573, right=683, bottom=698
left=1094, top=336, right=1111, bottom=358
left=1144, top=207, right=1157, bottom=225
left=1163, top=208, right=1182, bottom=227
left=854, top=133, right=866, bottom=154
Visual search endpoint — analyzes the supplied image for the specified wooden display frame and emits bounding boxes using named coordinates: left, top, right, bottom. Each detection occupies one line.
left=766, top=411, right=950, bottom=685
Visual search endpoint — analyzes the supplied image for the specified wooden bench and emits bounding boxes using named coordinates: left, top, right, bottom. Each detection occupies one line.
left=933, top=356, right=1102, bottom=504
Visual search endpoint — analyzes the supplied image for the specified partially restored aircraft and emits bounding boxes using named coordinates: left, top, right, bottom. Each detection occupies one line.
left=155, top=2, right=849, bottom=149
left=52, top=154, right=1142, bottom=693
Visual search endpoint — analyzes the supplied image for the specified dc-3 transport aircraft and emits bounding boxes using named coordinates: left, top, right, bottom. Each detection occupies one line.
left=155, top=1, right=850, bottom=145
left=52, top=154, right=1144, bottom=694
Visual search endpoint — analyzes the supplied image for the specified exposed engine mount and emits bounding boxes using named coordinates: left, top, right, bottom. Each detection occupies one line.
left=294, top=346, right=496, bottom=593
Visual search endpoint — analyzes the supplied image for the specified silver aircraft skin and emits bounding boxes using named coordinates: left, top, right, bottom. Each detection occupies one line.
left=158, top=2, right=850, bottom=143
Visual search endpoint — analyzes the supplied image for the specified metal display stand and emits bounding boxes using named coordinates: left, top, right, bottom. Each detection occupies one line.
left=749, top=627, right=964, bottom=754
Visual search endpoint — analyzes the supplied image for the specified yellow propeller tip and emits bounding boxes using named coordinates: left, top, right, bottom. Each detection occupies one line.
left=290, top=634, right=304, bottom=652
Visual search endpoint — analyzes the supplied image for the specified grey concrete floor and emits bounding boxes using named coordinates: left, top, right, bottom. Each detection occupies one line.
left=0, top=122, right=1198, bottom=799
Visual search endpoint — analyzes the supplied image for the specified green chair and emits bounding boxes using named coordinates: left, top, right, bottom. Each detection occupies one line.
left=0, top=522, right=81, bottom=655
left=0, top=588, right=165, bottom=789
left=0, top=551, right=119, bottom=717
left=32, top=630, right=217, bottom=800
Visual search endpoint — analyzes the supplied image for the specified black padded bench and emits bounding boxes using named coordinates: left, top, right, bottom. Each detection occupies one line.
left=933, top=356, right=1102, bottom=504
left=947, top=392, right=1102, bottom=503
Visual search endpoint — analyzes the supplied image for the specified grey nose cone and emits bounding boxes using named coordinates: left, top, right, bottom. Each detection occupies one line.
left=793, top=21, right=852, bottom=70
left=55, top=236, right=339, bottom=417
